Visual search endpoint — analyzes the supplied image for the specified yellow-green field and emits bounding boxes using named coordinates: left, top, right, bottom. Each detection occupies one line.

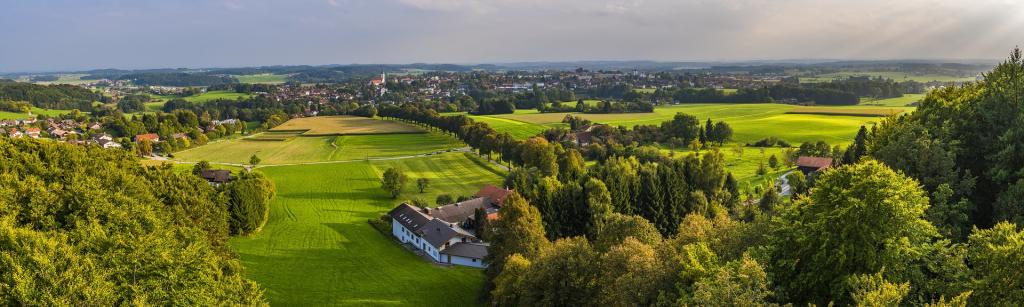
left=785, top=106, right=905, bottom=117
left=800, top=71, right=978, bottom=83
left=173, top=131, right=463, bottom=165
left=0, top=107, right=77, bottom=120
left=270, top=116, right=427, bottom=135
left=859, top=93, right=925, bottom=107
left=234, top=73, right=289, bottom=84
left=476, top=103, right=907, bottom=144
left=144, top=90, right=254, bottom=112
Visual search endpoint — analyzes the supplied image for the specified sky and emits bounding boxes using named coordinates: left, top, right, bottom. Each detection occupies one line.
left=2, top=0, right=1024, bottom=72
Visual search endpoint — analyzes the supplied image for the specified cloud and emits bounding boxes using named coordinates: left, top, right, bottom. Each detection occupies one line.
left=1, top=0, right=1023, bottom=71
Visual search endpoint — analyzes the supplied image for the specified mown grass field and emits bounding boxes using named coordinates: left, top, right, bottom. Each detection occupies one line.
left=144, top=90, right=253, bottom=112
left=477, top=103, right=906, bottom=144
left=800, top=71, right=978, bottom=83
left=173, top=131, right=463, bottom=165
left=860, top=93, right=925, bottom=107
left=231, top=153, right=502, bottom=305
left=785, top=106, right=905, bottom=117
left=271, top=116, right=426, bottom=135
left=235, top=73, right=289, bottom=84
left=0, top=107, right=76, bottom=120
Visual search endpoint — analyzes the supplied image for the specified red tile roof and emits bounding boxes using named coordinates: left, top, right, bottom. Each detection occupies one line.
left=474, top=185, right=513, bottom=207
left=796, top=156, right=832, bottom=170
left=134, top=133, right=160, bottom=142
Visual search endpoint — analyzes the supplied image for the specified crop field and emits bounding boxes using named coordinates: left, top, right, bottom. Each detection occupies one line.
left=235, top=73, right=289, bottom=84
left=800, top=71, right=978, bottom=83
left=785, top=107, right=904, bottom=117
left=478, top=103, right=903, bottom=144
left=464, top=114, right=557, bottom=140
left=144, top=90, right=254, bottom=112
left=860, top=93, right=926, bottom=107
left=0, top=107, right=76, bottom=120
left=271, top=116, right=426, bottom=135
left=230, top=153, right=503, bottom=305
left=172, top=131, right=464, bottom=165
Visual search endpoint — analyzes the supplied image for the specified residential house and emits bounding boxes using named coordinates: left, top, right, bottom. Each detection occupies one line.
left=134, top=133, right=160, bottom=143
left=5, top=128, right=22, bottom=138
left=199, top=169, right=235, bottom=186
left=24, top=128, right=41, bottom=138
left=387, top=185, right=513, bottom=268
left=796, top=156, right=833, bottom=176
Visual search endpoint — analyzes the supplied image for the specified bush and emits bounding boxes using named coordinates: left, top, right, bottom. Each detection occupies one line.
left=227, top=176, right=274, bottom=235
left=749, top=136, right=790, bottom=147
left=368, top=214, right=392, bottom=234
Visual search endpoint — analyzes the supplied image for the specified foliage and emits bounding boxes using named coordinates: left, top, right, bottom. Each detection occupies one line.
left=227, top=175, right=275, bottom=235
left=0, top=138, right=265, bottom=305
left=767, top=160, right=937, bottom=305
left=416, top=177, right=430, bottom=193
left=380, top=167, right=408, bottom=199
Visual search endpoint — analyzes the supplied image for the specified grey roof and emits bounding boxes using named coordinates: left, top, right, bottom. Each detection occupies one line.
left=419, top=218, right=474, bottom=248
left=389, top=203, right=431, bottom=232
left=200, top=169, right=235, bottom=183
left=441, top=242, right=489, bottom=259
left=427, top=197, right=493, bottom=224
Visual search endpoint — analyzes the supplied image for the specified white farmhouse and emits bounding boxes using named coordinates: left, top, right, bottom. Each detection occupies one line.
left=389, top=203, right=488, bottom=268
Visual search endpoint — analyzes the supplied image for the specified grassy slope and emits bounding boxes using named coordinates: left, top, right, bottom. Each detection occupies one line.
left=483, top=103, right=903, bottom=145
left=0, top=107, right=76, bottom=120
left=800, top=71, right=977, bottom=83
left=173, top=132, right=464, bottom=165
left=235, top=74, right=289, bottom=84
left=271, top=116, right=425, bottom=135
left=859, top=93, right=926, bottom=107
left=144, top=90, right=253, bottom=112
left=231, top=153, right=501, bottom=305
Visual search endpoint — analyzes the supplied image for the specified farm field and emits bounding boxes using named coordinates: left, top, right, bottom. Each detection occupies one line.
left=271, top=116, right=426, bottom=135
left=173, top=131, right=464, bottom=165
left=0, top=107, right=77, bottom=120
left=800, top=71, right=978, bottom=83
left=231, top=153, right=503, bottom=305
left=479, top=103, right=906, bottom=144
left=785, top=106, right=905, bottom=117
left=235, top=73, right=289, bottom=84
left=859, top=93, right=926, bottom=107
left=144, top=90, right=254, bottom=112
left=464, top=114, right=558, bottom=140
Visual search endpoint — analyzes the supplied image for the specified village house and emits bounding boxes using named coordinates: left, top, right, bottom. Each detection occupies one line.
left=5, top=128, right=23, bottom=138
left=387, top=185, right=513, bottom=268
left=24, top=127, right=41, bottom=138
left=796, top=156, right=833, bottom=176
left=134, top=133, right=160, bottom=143
left=199, top=169, right=235, bottom=186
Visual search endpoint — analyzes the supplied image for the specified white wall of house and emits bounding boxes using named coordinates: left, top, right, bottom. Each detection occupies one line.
left=448, top=255, right=486, bottom=268
left=391, top=218, right=413, bottom=243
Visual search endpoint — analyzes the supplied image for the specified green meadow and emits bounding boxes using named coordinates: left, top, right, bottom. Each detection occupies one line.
left=145, top=90, right=254, bottom=112
left=232, top=153, right=502, bottom=305
left=0, top=107, right=77, bottom=120
left=235, top=73, right=289, bottom=84
left=800, top=71, right=978, bottom=83
left=173, top=132, right=464, bottom=165
left=859, top=93, right=925, bottom=107
left=474, top=103, right=908, bottom=145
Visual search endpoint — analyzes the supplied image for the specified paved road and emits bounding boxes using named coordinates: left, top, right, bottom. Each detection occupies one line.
left=778, top=170, right=796, bottom=196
